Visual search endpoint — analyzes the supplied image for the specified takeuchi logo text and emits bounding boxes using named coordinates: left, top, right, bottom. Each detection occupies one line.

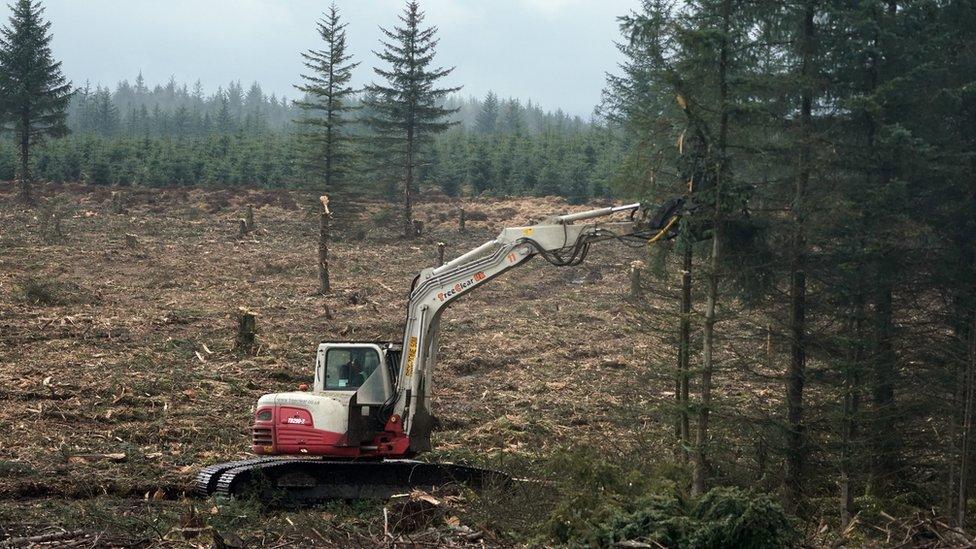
left=437, top=272, right=487, bottom=302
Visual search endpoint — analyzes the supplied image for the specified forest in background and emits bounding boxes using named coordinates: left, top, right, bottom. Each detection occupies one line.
left=0, top=76, right=617, bottom=201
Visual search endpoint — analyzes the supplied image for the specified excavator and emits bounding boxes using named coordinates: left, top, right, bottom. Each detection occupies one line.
left=195, top=199, right=683, bottom=504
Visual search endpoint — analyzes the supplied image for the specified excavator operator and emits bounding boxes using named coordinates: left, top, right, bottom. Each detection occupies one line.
left=339, top=358, right=368, bottom=388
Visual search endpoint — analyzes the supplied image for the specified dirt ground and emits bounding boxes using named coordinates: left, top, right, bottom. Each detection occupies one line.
left=0, top=183, right=679, bottom=546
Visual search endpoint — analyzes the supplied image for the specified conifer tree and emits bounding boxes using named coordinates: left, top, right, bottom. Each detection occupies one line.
left=365, top=1, right=460, bottom=237
left=502, top=99, right=524, bottom=135
left=0, top=0, right=71, bottom=202
left=469, top=139, right=492, bottom=194
left=294, top=4, right=359, bottom=190
left=215, top=95, right=233, bottom=133
left=476, top=91, right=499, bottom=134
left=783, top=0, right=818, bottom=515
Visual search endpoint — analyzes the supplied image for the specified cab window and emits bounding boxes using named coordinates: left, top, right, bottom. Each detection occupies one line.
left=325, top=348, right=380, bottom=390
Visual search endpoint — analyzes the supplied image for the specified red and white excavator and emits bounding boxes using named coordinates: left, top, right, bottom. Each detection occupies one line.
left=195, top=199, right=682, bottom=503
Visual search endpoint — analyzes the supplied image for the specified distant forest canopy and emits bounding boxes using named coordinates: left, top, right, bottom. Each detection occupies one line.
left=0, top=74, right=615, bottom=200
left=64, top=74, right=593, bottom=138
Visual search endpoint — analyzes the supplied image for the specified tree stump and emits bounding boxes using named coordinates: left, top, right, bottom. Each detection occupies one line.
left=111, top=191, right=126, bottom=214
left=124, top=234, right=138, bottom=248
left=413, top=220, right=424, bottom=237
left=245, top=204, right=255, bottom=232
left=459, top=208, right=466, bottom=233
left=437, top=242, right=446, bottom=267
left=17, top=177, right=32, bottom=205
left=318, top=195, right=331, bottom=294
left=235, top=308, right=257, bottom=354
left=39, top=201, right=65, bottom=243
left=629, top=260, right=645, bottom=300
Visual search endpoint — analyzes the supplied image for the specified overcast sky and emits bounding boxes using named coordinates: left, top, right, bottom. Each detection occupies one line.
left=1, top=0, right=639, bottom=116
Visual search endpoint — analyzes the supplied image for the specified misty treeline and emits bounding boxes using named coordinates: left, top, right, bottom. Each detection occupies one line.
left=0, top=75, right=613, bottom=198
left=64, top=76, right=580, bottom=139
left=603, top=0, right=976, bottom=540
left=0, top=0, right=621, bottom=214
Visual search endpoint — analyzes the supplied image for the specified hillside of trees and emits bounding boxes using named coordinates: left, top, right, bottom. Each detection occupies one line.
left=65, top=76, right=587, bottom=138
left=0, top=75, right=615, bottom=200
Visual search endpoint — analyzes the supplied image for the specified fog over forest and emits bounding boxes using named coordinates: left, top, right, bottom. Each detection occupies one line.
left=0, top=0, right=637, bottom=116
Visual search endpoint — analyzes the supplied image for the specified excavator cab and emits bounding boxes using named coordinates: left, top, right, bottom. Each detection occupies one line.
left=315, top=343, right=393, bottom=402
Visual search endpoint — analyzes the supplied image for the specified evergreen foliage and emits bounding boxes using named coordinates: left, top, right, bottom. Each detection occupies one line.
left=294, top=4, right=360, bottom=191
left=364, top=0, right=460, bottom=236
left=24, top=134, right=299, bottom=188
left=0, top=0, right=71, bottom=202
left=605, top=0, right=976, bottom=534
left=597, top=489, right=796, bottom=549
left=475, top=91, right=499, bottom=134
left=69, top=77, right=295, bottom=138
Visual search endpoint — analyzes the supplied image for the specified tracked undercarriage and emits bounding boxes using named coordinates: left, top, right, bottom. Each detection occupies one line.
left=195, top=458, right=507, bottom=504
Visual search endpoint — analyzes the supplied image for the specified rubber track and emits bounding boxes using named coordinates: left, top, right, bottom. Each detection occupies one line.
left=208, top=459, right=507, bottom=505
left=194, top=457, right=282, bottom=497
left=213, top=458, right=307, bottom=499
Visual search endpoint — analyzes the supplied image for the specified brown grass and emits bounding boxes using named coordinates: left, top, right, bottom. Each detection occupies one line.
left=0, top=182, right=682, bottom=544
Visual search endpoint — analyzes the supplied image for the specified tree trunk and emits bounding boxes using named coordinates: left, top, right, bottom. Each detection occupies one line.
left=245, top=204, right=255, bottom=232
left=841, top=297, right=865, bottom=529
left=325, top=124, right=334, bottom=190
left=693, top=0, right=731, bottom=498
left=861, top=0, right=899, bottom=499
left=18, top=125, right=31, bottom=203
left=959, top=285, right=976, bottom=528
left=956, top=188, right=976, bottom=523
left=235, top=309, right=257, bottom=354
left=786, top=268, right=807, bottom=511
left=785, top=2, right=815, bottom=513
left=950, top=357, right=963, bottom=520
left=869, top=280, right=896, bottom=494
left=404, top=128, right=415, bottom=238
left=959, top=317, right=975, bottom=528
left=630, top=261, right=644, bottom=300
left=678, top=247, right=693, bottom=462
left=694, top=222, right=720, bottom=496
left=318, top=196, right=332, bottom=294
left=841, top=375, right=862, bottom=529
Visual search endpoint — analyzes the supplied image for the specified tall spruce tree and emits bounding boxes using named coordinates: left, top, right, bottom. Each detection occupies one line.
left=365, top=1, right=460, bottom=237
left=294, top=4, right=359, bottom=190
left=918, top=1, right=976, bottom=527
left=783, top=0, right=818, bottom=515
left=607, top=0, right=759, bottom=495
left=475, top=91, right=499, bottom=134
left=501, top=99, right=524, bottom=135
left=0, top=0, right=71, bottom=202
left=605, top=0, right=701, bottom=465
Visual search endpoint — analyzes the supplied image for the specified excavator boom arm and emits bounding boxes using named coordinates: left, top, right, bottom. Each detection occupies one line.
left=392, top=201, right=680, bottom=451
